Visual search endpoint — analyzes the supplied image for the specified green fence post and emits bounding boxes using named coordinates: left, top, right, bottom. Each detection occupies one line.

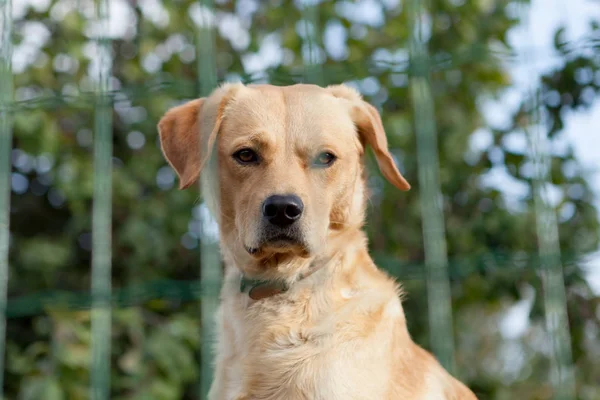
left=0, top=0, right=13, bottom=396
left=90, top=0, right=113, bottom=398
left=526, top=90, right=576, bottom=400
left=301, top=0, right=324, bottom=85
left=407, top=0, right=455, bottom=372
left=196, top=1, right=219, bottom=398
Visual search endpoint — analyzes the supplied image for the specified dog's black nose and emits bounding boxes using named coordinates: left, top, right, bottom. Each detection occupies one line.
left=262, top=195, right=304, bottom=228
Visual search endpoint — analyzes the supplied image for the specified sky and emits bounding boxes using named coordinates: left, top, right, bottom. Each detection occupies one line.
left=503, top=0, right=600, bottom=293
left=483, top=0, right=600, bottom=336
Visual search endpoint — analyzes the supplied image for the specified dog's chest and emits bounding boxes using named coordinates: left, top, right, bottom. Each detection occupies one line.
left=218, top=292, right=394, bottom=400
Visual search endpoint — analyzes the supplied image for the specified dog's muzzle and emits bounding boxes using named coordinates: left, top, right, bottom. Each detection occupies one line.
left=244, top=194, right=309, bottom=256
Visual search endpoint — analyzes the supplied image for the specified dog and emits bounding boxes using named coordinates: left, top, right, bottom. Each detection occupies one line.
left=158, top=83, right=477, bottom=399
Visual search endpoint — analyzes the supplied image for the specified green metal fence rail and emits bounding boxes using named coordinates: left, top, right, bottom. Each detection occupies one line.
left=3, top=250, right=591, bottom=319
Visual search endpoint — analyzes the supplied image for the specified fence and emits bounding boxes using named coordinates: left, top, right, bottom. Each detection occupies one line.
left=2, top=0, right=599, bottom=399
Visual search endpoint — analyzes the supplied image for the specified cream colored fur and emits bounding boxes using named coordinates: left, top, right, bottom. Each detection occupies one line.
left=157, top=83, right=477, bottom=400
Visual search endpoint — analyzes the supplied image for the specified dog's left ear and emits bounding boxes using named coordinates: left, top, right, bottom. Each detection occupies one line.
left=328, top=85, right=411, bottom=191
left=158, top=83, right=242, bottom=189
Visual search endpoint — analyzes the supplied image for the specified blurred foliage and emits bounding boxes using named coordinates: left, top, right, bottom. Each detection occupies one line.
left=6, top=0, right=600, bottom=399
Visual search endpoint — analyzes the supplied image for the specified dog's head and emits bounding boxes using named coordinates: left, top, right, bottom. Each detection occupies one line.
left=158, top=83, right=409, bottom=278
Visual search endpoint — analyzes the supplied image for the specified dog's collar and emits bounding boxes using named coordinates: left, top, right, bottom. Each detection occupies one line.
left=239, top=259, right=328, bottom=301
left=239, top=277, right=289, bottom=300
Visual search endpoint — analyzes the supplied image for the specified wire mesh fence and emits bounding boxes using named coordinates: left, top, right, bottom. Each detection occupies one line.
left=2, top=0, right=600, bottom=399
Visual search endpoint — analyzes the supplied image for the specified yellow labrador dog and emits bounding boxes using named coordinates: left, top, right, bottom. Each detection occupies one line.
left=158, top=83, right=477, bottom=400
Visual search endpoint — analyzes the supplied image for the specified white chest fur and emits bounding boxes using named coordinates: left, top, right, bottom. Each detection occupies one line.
left=209, top=273, right=401, bottom=400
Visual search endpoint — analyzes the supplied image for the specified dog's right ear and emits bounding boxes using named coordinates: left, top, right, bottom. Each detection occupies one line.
left=158, top=99, right=204, bottom=189
left=157, top=83, right=242, bottom=189
left=158, top=84, right=243, bottom=189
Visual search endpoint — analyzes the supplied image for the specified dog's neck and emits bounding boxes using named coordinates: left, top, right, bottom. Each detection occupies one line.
left=223, top=226, right=369, bottom=300
left=238, top=255, right=330, bottom=300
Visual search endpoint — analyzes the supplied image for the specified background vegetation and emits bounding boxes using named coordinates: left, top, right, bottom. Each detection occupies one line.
left=6, top=0, right=600, bottom=399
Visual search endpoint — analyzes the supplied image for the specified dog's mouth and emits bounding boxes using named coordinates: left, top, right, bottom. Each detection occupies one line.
left=265, top=234, right=299, bottom=247
left=245, top=234, right=310, bottom=258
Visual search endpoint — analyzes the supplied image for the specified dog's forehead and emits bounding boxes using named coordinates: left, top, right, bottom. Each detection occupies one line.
left=221, top=85, right=356, bottom=143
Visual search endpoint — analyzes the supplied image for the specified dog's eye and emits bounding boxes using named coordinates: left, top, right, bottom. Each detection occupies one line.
left=233, top=148, right=259, bottom=164
left=313, top=152, right=336, bottom=168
